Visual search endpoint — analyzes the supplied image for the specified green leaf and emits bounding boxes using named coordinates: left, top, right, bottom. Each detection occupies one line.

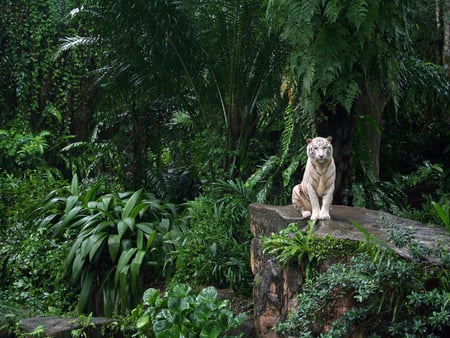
left=77, top=270, right=95, bottom=312
left=108, top=234, right=121, bottom=261
left=136, top=315, right=150, bottom=329
left=158, top=218, right=170, bottom=232
left=117, top=220, right=128, bottom=239
left=70, top=174, right=79, bottom=196
left=431, top=201, right=450, bottom=226
left=122, top=189, right=142, bottom=219
left=39, top=214, right=58, bottom=227
left=168, top=296, right=190, bottom=314
left=88, top=232, right=108, bottom=261
left=72, top=250, right=85, bottom=281
left=129, top=202, right=150, bottom=219
left=194, top=303, right=212, bottom=322
left=282, top=153, right=301, bottom=188
left=64, top=233, right=88, bottom=271
left=130, top=250, right=146, bottom=299
left=200, top=322, right=221, bottom=338
left=153, top=316, right=175, bottom=337
left=137, top=229, right=144, bottom=251
left=61, top=205, right=82, bottom=226
left=119, top=265, right=130, bottom=313
left=114, top=248, right=137, bottom=286
left=122, top=216, right=135, bottom=231
left=136, top=222, right=154, bottom=234
left=197, top=286, right=218, bottom=303
left=146, top=228, right=157, bottom=252
left=143, top=288, right=160, bottom=305
left=71, top=214, right=100, bottom=230
left=65, top=195, right=80, bottom=213
left=82, top=179, right=103, bottom=206
left=172, top=283, right=191, bottom=298
left=102, top=282, right=117, bottom=317
left=80, top=237, right=90, bottom=260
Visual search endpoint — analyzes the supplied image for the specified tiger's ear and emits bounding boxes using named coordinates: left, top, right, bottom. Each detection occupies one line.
left=326, top=136, right=333, bottom=143
left=306, top=138, right=312, bottom=144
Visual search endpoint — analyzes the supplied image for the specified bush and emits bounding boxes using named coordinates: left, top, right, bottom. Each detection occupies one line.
left=0, top=168, right=72, bottom=320
left=128, top=283, right=247, bottom=338
left=34, top=175, right=180, bottom=316
left=171, top=180, right=254, bottom=294
left=0, top=168, right=64, bottom=225
left=263, top=222, right=359, bottom=280
left=348, top=161, right=450, bottom=227
left=270, top=223, right=450, bottom=337
left=0, top=226, right=76, bottom=314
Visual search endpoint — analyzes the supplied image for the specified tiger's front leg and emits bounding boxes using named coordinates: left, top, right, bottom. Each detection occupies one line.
left=318, top=185, right=334, bottom=220
left=307, top=184, right=321, bottom=221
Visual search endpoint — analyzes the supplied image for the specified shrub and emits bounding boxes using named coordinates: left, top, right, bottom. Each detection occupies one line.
left=171, top=180, right=254, bottom=294
left=270, top=222, right=450, bottom=337
left=129, top=283, right=247, bottom=338
left=34, top=175, right=180, bottom=316
left=263, top=221, right=359, bottom=280
left=349, top=161, right=450, bottom=227
left=0, top=222, right=77, bottom=323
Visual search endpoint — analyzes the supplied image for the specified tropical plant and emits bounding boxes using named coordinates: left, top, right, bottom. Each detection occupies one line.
left=129, top=284, right=247, bottom=338
left=61, top=0, right=287, bottom=186
left=266, top=0, right=442, bottom=205
left=0, top=226, right=76, bottom=313
left=35, top=175, right=179, bottom=316
left=0, top=0, right=97, bottom=163
left=275, top=248, right=450, bottom=337
left=431, top=196, right=450, bottom=230
left=273, top=220, right=450, bottom=337
left=171, top=179, right=254, bottom=293
left=263, top=222, right=359, bottom=280
left=0, top=129, right=52, bottom=172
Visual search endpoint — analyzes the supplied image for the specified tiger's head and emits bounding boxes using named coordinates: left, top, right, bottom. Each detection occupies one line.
left=306, top=136, right=333, bottom=164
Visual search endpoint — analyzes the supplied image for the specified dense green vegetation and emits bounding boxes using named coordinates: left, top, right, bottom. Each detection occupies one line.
left=1, top=0, right=449, bottom=336
left=264, top=223, right=450, bottom=337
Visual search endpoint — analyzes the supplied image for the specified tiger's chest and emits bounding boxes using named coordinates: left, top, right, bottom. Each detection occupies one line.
left=316, top=176, right=327, bottom=196
left=310, top=161, right=334, bottom=196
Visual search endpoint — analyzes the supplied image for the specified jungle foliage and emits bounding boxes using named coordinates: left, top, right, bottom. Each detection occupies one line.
left=266, top=223, right=450, bottom=337
left=0, top=0, right=449, bottom=336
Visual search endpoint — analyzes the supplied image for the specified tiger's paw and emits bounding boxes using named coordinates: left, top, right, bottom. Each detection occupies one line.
left=318, top=210, right=331, bottom=220
left=310, top=211, right=319, bottom=221
left=302, top=211, right=311, bottom=219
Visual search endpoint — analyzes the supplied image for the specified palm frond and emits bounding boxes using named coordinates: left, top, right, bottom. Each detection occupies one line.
left=53, top=36, right=99, bottom=60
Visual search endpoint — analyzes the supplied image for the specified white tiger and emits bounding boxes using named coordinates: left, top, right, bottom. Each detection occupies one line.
left=292, top=136, right=336, bottom=220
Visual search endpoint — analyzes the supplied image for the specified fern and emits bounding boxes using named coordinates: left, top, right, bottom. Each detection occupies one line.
left=282, top=153, right=301, bottom=189
left=346, top=0, right=369, bottom=31
left=323, top=0, right=341, bottom=23
left=246, top=156, right=278, bottom=189
left=279, top=104, right=295, bottom=167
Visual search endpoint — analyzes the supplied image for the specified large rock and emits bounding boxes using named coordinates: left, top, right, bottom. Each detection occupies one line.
left=250, top=204, right=450, bottom=337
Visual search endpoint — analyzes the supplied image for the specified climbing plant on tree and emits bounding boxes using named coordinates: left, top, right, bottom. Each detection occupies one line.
left=0, top=0, right=97, bottom=169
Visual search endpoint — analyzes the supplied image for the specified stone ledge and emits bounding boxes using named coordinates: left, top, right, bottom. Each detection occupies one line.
left=19, top=316, right=117, bottom=338
left=250, top=203, right=449, bottom=262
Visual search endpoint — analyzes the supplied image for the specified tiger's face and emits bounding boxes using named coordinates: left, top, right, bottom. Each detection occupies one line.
left=307, top=136, right=333, bottom=164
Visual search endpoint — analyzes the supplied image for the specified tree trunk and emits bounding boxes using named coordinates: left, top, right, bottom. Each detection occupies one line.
left=317, top=106, right=357, bottom=205
left=353, top=81, right=389, bottom=181
left=70, top=83, right=94, bottom=141
left=317, top=80, right=389, bottom=204
left=436, top=0, right=442, bottom=64
left=443, top=0, right=450, bottom=76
